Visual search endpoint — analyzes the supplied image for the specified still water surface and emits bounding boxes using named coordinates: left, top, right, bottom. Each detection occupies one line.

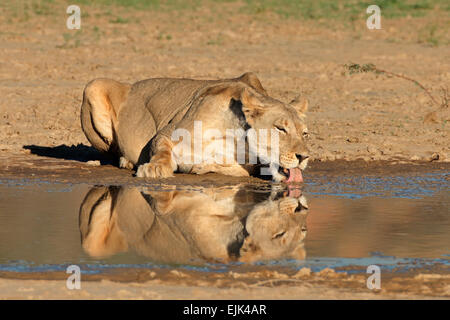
left=0, top=171, right=448, bottom=273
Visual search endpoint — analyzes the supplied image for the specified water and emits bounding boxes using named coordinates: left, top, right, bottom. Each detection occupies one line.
left=0, top=171, right=448, bottom=274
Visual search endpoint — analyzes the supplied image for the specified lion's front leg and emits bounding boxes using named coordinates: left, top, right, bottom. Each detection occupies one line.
left=119, top=157, right=134, bottom=170
left=136, top=136, right=177, bottom=178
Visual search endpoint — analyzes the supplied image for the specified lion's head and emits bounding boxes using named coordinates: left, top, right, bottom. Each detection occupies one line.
left=79, top=185, right=309, bottom=264
left=207, top=83, right=309, bottom=182
left=239, top=193, right=309, bottom=262
left=239, top=88, right=309, bottom=182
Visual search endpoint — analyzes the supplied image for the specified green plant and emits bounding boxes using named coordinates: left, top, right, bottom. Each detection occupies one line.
left=157, top=32, right=172, bottom=40
left=418, top=24, right=441, bottom=46
left=109, top=16, right=130, bottom=23
left=56, top=30, right=82, bottom=48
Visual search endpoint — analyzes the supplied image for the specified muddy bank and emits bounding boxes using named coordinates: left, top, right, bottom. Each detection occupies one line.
left=0, top=150, right=449, bottom=185
left=0, top=264, right=449, bottom=299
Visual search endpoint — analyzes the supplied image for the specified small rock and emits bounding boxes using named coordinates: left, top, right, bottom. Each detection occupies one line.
left=293, top=268, right=311, bottom=279
left=317, top=268, right=335, bottom=276
left=410, top=155, right=421, bottom=161
left=270, top=271, right=289, bottom=279
left=423, top=111, right=438, bottom=124
left=86, top=160, right=101, bottom=166
left=429, top=153, right=439, bottom=162
left=371, top=154, right=383, bottom=160
left=346, top=137, right=359, bottom=143
left=170, top=270, right=188, bottom=278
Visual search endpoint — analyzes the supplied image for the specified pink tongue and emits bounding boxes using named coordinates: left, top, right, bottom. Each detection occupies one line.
left=286, top=168, right=303, bottom=183
left=287, top=185, right=302, bottom=198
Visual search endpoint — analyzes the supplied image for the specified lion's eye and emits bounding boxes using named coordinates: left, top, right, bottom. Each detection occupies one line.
left=272, top=231, right=286, bottom=239
left=274, top=126, right=287, bottom=134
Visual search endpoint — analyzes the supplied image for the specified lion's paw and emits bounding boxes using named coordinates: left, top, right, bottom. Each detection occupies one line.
left=136, top=162, right=174, bottom=178
left=119, top=157, right=134, bottom=170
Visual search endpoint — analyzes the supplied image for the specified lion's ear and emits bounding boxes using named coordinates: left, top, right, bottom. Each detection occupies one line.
left=207, top=85, right=264, bottom=127
left=236, top=72, right=267, bottom=96
left=239, top=87, right=265, bottom=126
left=290, top=96, right=308, bottom=115
left=240, top=87, right=264, bottom=108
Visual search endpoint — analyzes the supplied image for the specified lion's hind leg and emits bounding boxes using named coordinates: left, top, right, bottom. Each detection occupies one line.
left=79, top=187, right=128, bottom=257
left=80, top=78, right=130, bottom=160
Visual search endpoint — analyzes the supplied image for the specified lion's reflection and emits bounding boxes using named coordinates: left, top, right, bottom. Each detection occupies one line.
left=79, top=185, right=309, bottom=264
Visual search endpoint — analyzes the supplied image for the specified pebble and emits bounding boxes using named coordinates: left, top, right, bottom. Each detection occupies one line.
left=293, top=268, right=311, bottom=279
left=429, top=153, right=439, bottom=162
left=346, top=137, right=360, bottom=143
left=317, top=268, right=335, bottom=276
left=86, top=160, right=101, bottom=166
left=170, top=270, right=189, bottom=278
left=367, top=145, right=379, bottom=154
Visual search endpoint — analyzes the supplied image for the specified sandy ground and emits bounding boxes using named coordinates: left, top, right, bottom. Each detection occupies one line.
left=1, top=150, right=449, bottom=185
left=0, top=1, right=449, bottom=300
left=0, top=278, right=437, bottom=300
left=1, top=265, right=449, bottom=299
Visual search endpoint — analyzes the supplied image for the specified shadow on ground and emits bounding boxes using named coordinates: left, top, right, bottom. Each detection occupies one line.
left=23, top=144, right=115, bottom=165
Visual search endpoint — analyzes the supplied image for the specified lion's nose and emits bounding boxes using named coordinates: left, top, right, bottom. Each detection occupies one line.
left=296, top=154, right=309, bottom=162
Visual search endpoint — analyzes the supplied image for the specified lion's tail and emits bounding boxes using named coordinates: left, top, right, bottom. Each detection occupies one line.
left=80, top=91, right=111, bottom=153
left=80, top=78, right=130, bottom=154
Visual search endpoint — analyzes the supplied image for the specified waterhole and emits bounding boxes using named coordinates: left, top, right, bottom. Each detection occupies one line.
left=0, top=170, right=448, bottom=274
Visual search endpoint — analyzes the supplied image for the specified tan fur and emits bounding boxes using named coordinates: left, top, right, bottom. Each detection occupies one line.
left=78, top=187, right=128, bottom=257
left=81, top=78, right=130, bottom=154
left=79, top=186, right=308, bottom=263
left=80, top=73, right=309, bottom=180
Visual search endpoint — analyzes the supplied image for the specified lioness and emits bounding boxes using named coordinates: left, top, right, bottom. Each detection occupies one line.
left=79, top=185, right=309, bottom=264
left=80, top=73, right=309, bottom=182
